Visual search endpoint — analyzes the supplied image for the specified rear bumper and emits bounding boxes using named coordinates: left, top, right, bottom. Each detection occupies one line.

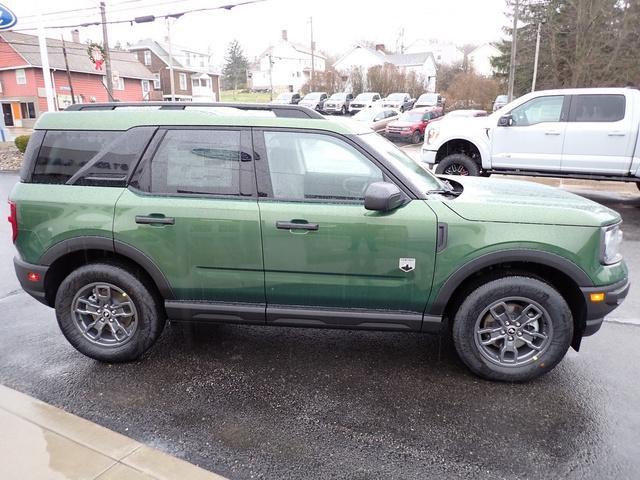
left=580, top=277, right=630, bottom=336
left=13, top=256, right=49, bottom=306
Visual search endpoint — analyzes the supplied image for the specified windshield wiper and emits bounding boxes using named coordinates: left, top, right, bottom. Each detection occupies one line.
left=426, top=188, right=462, bottom=197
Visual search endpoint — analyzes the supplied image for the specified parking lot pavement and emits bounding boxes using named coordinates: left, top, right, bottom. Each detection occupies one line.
left=1, top=171, right=639, bottom=479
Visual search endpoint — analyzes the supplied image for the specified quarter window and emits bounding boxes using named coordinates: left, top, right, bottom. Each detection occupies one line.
left=570, top=94, right=626, bottom=122
left=261, top=131, right=384, bottom=202
left=510, top=95, right=564, bottom=126
left=147, top=129, right=242, bottom=196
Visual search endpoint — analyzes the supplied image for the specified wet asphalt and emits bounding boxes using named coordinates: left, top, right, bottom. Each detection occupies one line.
left=1, top=172, right=639, bottom=480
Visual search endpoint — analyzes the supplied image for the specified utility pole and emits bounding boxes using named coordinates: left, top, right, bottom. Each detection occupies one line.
left=166, top=18, right=176, bottom=101
left=268, top=53, right=274, bottom=101
left=507, top=0, right=519, bottom=102
left=36, top=10, right=55, bottom=111
left=61, top=36, right=76, bottom=104
left=99, top=1, right=114, bottom=101
left=531, top=22, right=542, bottom=92
left=309, top=16, right=315, bottom=91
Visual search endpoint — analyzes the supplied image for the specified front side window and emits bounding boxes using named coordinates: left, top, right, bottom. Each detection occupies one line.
left=510, top=95, right=564, bottom=126
left=262, top=131, right=383, bottom=202
left=570, top=94, right=626, bottom=122
left=147, top=129, right=242, bottom=196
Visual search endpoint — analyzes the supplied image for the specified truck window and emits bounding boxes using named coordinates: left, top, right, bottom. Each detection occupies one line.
left=510, top=95, right=565, bottom=126
left=570, top=94, right=626, bottom=122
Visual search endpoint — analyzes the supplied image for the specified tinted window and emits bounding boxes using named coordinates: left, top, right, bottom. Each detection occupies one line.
left=262, top=131, right=383, bottom=202
left=570, top=94, right=626, bottom=122
left=148, top=129, right=242, bottom=196
left=510, top=95, right=564, bottom=126
left=31, top=130, right=120, bottom=184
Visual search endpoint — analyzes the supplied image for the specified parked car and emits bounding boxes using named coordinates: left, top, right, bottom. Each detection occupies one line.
left=421, top=88, right=640, bottom=187
left=414, top=92, right=445, bottom=113
left=299, top=92, right=328, bottom=111
left=351, top=107, right=399, bottom=133
left=381, top=93, right=415, bottom=112
left=385, top=107, right=443, bottom=144
left=493, top=94, right=509, bottom=111
left=445, top=109, right=488, bottom=118
left=323, top=92, right=354, bottom=114
left=271, top=92, right=301, bottom=105
left=348, top=92, right=381, bottom=114
left=9, top=101, right=629, bottom=382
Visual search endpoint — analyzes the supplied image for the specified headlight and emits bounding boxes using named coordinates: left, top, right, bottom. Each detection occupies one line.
left=426, top=125, right=440, bottom=145
left=601, top=223, right=623, bottom=264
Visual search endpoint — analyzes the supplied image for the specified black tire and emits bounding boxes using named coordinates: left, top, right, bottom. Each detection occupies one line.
left=55, top=262, right=165, bottom=363
left=341, top=105, right=347, bottom=115
left=410, top=130, right=422, bottom=144
left=435, top=154, right=480, bottom=176
left=636, top=182, right=640, bottom=192
left=452, top=276, right=573, bottom=382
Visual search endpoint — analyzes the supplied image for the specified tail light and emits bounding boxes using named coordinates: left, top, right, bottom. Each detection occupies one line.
left=8, top=201, right=17, bottom=243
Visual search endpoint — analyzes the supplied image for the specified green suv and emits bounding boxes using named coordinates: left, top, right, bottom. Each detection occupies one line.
left=9, top=103, right=629, bottom=382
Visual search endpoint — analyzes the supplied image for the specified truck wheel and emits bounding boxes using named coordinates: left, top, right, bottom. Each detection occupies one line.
left=435, top=154, right=480, bottom=176
left=411, top=130, right=422, bottom=144
left=452, top=276, right=573, bottom=382
left=341, top=105, right=347, bottom=115
left=55, top=262, right=165, bottom=363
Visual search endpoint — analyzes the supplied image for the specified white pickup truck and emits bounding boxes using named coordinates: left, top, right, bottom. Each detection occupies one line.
left=421, top=88, right=640, bottom=189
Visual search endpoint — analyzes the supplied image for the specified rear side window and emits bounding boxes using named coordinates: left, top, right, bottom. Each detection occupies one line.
left=31, top=130, right=119, bottom=184
left=570, top=95, right=626, bottom=122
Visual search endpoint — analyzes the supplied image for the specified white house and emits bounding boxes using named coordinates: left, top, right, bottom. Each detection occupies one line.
left=250, top=30, right=326, bottom=93
left=405, top=39, right=464, bottom=65
left=467, top=43, right=501, bottom=77
left=333, top=44, right=437, bottom=92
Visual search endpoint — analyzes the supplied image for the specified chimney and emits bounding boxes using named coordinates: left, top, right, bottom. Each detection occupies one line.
left=281, top=30, right=288, bottom=41
left=375, top=43, right=386, bottom=53
left=71, top=29, right=80, bottom=43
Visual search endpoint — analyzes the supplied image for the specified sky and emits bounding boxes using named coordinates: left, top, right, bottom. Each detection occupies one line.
left=11, top=0, right=509, bottom=67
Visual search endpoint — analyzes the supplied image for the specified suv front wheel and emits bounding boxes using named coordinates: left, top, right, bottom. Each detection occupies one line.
left=55, top=262, right=165, bottom=363
left=452, top=276, right=573, bottom=382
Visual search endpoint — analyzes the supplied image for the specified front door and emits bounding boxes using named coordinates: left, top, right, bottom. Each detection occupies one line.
left=491, top=94, right=568, bottom=171
left=253, top=129, right=438, bottom=330
left=114, top=127, right=264, bottom=309
left=2, top=104, right=13, bottom=126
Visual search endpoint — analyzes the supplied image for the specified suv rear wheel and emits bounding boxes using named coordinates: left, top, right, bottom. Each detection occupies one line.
left=55, top=262, right=165, bottom=362
left=452, top=276, right=573, bottom=382
left=435, top=153, right=480, bottom=176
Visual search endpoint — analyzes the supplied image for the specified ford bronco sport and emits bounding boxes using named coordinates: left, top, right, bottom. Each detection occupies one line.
left=9, top=102, right=629, bottom=382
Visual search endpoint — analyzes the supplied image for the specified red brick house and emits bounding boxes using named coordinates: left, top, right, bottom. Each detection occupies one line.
left=0, top=31, right=155, bottom=128
left=127, top=39, right=221, bottom=102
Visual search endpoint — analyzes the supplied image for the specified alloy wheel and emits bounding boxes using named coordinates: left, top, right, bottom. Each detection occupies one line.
left=443, top=163, right=469, bottom=175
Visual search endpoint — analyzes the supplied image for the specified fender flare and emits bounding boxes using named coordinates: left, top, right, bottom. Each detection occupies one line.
left=427, top=249, right=593, bottom=316
left=435, top=135, right=490, bottom=168
left=39, top=236, right=174, bottom=299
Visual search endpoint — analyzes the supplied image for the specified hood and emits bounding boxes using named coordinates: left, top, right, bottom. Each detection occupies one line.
left=442, top=176, right=619, bottom=227
left=300, top=100, right=317, bottom=106
left=387, top=120, right=417, bottom=128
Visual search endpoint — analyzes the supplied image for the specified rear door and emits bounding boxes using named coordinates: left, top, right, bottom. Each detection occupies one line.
left=114, top=127, right=265, bottom=314
left=253, top=128, right=437, bottom=330
left=491, top=94, right=568, bottom=171
left=561, top=93, right=634, bottom=174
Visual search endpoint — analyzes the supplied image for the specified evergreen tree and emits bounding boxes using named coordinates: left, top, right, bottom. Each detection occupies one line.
left=222, top=39, right=249, bottom=91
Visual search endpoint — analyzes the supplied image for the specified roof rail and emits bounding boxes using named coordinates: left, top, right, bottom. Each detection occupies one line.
left=65, top=102, right=325, bottom=119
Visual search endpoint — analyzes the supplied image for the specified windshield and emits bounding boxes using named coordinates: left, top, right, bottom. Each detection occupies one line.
left=399, top=111, right=424, bottom=122
left=387, top=93, right=405, bottom=101
left=353, top=109, right=378, bottom=121
left=359, top=132, right=443, bottom=192
left=304, top=93, right=321, bottom=100
left=330, top=93, right=346, bottom=100
left=276, top=93, right=293, bottom=101
left=354, top=93, right=375, bottom=101
left=417, top=93, right=438, bottom=105
left=495, top=95, right=508, bottom=103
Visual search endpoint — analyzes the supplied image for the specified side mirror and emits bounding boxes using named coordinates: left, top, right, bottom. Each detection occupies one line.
left=498, top=114, right=513, bottom=127
left=364, top=182, right=405, bottom=212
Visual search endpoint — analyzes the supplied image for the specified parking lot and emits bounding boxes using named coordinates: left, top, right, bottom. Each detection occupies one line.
left=1, top=171, right=639, bottom=479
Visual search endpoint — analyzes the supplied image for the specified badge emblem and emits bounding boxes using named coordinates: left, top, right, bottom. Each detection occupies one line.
left=399, top=258, right=416, bottom=272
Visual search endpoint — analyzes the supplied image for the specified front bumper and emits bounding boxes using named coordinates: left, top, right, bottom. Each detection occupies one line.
left=14, top=256, right=49, bottom=306
left=580, top=277, right=630, bottom=336
left=386, top=131, right=413, bottom=140
left=421, top=149, right=437, bottom=164
left=323, top=104, right=343, bottom=113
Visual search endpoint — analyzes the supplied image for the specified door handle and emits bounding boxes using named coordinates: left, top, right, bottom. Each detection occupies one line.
left=276, top=221, right=319, bottom=231
left=135, top=214, right=175, bottom=225
left=544, top=130, right=561, bottom=135
left=608, top=131, right=626, bottom=136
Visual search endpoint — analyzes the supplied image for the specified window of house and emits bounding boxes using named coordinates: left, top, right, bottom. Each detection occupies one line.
left=141, top=80, right=150, bottom=93
left=20, top=102, right=36, bottom=119
left=143, top=50, right=152, bottom=66
left=153, top=73, right=161, bottom=89
left=179, top=73, right=187, bottom=90
left=16, top=69, right=26, bottom=85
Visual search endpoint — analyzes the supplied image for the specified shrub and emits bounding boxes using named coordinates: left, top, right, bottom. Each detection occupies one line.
left=14, top=135, right=30, bottom=153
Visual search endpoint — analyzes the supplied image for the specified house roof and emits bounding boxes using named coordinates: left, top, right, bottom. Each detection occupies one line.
left=127, top=39, right=220, bottom=75
left=257, top=40, right=326, bottom=61
left=0, top=31, right=155, bottom=80
left=333, top=44, right=435, bottom=69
